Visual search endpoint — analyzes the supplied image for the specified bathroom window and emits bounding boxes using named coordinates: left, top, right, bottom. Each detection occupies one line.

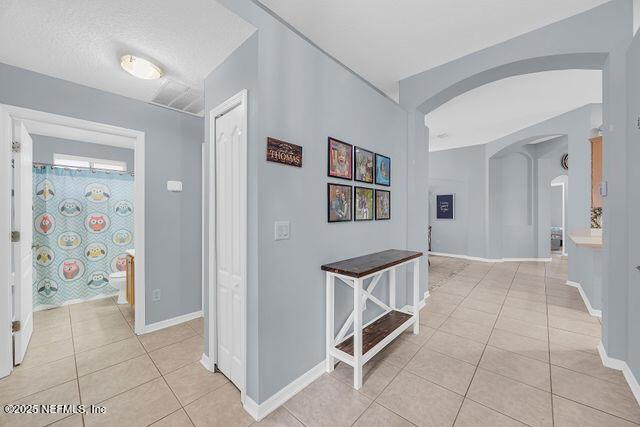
left=53, top=153, right=126, bottom=171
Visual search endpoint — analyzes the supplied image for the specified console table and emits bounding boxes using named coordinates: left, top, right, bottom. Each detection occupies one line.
left=321, top=249, right=423, bottom=389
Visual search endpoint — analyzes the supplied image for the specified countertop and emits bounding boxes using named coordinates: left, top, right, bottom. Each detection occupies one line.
left=569, top=229, right=602, bottom=249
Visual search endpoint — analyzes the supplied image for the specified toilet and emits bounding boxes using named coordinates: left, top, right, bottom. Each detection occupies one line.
left=110, top=271, right=127, bottom=304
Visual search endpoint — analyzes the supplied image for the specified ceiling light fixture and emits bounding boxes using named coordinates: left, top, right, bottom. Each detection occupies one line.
left=120, top=54, right=163, bottom=80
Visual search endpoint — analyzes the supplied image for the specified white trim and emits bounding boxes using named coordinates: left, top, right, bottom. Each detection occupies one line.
left=428, top=251, right=550, bottom=263
left=242, top=290, right=432, bottom=422
left=201, top=143, right=205, bottom=313
left=33, top=292, right=118, bottom=312
left=0, top=107, right=12, bottom=378
left=550, top=178, right=568, bottom=257
left=208, top=89, right=248, bottom=403
left=142, top=310, right=203, bottom=334
left=243, top=360, right=326, bottom=421
left=200, top=353, right=213, bottom=372
left=598, top=342, right=640, bottom=405
left=0, top=105, right=145, bottom=377
left=565, top=280, right=602, bottom=317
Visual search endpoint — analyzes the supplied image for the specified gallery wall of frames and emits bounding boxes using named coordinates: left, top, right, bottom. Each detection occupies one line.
left=327, top=137, right=391, bottom=223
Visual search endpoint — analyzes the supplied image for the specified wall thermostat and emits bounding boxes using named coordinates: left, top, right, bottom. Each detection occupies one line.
left=167, top=181, right=183, bottom=192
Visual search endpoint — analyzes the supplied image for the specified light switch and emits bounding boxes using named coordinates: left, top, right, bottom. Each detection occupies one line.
left=600, top=181, right=608, bottom=197
left=167, top=181, right=182, bottom=192
left=275, top=221, right=290, bottom=241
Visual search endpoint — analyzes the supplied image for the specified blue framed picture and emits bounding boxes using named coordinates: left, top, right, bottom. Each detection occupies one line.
left=436, top=194, right=455, bottom=220
left=375, top=154, right=390, bottom=186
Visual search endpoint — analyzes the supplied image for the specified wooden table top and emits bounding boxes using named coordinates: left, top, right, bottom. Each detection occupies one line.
left=321, top=249, right=422, bottom=278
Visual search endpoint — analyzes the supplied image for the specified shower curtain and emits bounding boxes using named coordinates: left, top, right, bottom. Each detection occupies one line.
left=32, top=165, right=134, bottom=309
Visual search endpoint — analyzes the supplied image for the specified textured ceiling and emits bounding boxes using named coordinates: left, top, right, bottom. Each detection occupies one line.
left=0, top=0, right=255, bottom=115
left=257, top=0, right=611, bottom=100
left=425, top=70, right=602, bottom=152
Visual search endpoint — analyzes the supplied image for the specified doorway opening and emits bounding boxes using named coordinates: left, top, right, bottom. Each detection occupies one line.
left=550, top=174, right=568, bottom=256
left=206, top=90, right=248, bottom=403
left=0, top=105, right=145, bottom=378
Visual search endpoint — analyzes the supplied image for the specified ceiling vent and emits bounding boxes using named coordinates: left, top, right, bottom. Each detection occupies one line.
left=151, top=80, right=204, bottom=117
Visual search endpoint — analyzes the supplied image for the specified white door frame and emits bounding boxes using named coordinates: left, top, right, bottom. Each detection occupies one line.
left=0, top=105, right=147, bottom=377
left=551, top=177, right=567, bottom=256
left=207, top=90, right=248, bottom=403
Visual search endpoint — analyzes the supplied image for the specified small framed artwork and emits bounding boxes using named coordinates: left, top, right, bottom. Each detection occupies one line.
left=354, top=186, right=374, bottom=221
left=328, top=137, right=353, bottom=180
left=436, top=194, right=455, bottom=220
left=354, top=147, right=374, bottom=184
left=375, top=189, right=391, bottom=220
left=375, top=153, right=391, bottom=186
left=328, top=183, right=352, bottom=222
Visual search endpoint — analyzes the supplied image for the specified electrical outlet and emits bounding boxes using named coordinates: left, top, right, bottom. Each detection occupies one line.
left=152, top=289, right=161, bottom=302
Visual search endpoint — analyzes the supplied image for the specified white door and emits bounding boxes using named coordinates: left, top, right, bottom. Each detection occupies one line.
left=215, top=100, right=246, bottom=387
left=12, top=122, right=33, bottom=365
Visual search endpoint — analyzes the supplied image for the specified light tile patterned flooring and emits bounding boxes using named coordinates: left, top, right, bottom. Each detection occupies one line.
left=2, top=255, right=640, bottom=426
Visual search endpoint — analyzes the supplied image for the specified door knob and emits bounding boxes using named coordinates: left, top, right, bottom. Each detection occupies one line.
left=636, top=266, right=640, bottom=272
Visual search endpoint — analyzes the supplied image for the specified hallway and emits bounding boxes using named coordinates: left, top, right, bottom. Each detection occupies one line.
left=278, top=255, right=640, bottom=426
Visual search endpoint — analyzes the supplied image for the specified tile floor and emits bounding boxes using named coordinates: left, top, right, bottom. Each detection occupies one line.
left=280, top=255, right=640, bottom=427
left=2, top=255, right=639, bottom=426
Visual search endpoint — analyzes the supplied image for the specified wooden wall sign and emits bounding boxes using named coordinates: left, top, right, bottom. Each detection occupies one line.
left=267, top=137, right=302, bottom=167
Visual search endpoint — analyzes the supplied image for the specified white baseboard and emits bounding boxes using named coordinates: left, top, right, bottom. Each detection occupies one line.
left=33, top=292, right=118, bottom=312
left=142, top=310, right=203, bottom=334
left=200, top=353, right=213, bottom=372
left=565, top=280, right=602, bottom=318
left=243, top=360, right=326, bottom=421
left=429, top=251, right=500, bottom=263
left=598, top=342, right=640, bottom=405
left=429, top=251, right=550, bottom=263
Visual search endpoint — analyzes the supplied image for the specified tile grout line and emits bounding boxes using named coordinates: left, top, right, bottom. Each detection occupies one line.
left=347, top=261, right=478, bottom=426
left=450, top=261, right=518, bottom=426
left=545, top=263, right=556, bottom=426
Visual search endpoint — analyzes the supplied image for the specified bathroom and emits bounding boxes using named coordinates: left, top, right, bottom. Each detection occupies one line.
left=30, top=135, right=135, bottom=318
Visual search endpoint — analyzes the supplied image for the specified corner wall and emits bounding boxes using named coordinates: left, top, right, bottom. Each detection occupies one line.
left=206, top=0, right=428, bottom=405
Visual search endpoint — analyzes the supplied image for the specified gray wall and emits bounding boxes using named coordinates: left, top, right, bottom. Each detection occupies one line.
left=428, top=145, right=485, bottom=257
left=428, top=106, right=593, bottom=263
left=206, top=0, right=427, bottom=404
left=0, top=62, right=204, bottom=325
left=625, top=27, right=640, bottom=389
left=399, top=0, right=639, bottom=386
left=32, top=135, right=135, bottom=170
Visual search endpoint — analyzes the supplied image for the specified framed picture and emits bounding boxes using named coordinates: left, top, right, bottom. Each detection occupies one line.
left=354, top=147, right=374, bottom=184
left=375, top=189, right=391, bottom=220
left=354, top=186, right=374, bottom=221
left=328, top=183, right=352, bottom=222
left=375, top=153, right=391, bottom=186
left=436, top=194, right=455, bottom=220
left=328, top=137, right=353, bottom=180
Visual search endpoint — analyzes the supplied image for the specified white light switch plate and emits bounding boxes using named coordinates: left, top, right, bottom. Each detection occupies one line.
left=600, top=181, right=608, bottom=197
left=167, top=181, right=183, bottom=192
left=275, top=221, right=290, bottom=240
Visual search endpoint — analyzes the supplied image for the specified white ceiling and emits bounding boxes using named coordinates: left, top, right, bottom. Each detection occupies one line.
left=257, top=0, right=610, bottom=100
left=0, top=0, right=255, bottom=115
left=425, top=70, right=602, bottom=152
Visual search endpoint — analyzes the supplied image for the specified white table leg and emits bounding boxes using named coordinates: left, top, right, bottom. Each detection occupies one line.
left=326, top=273, right=335, bottom=372
left=389, top=267, right=396, bottom=310
left=353, top=277, right=363, bottom=389
left=413, top=260, right=420, bottom=334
